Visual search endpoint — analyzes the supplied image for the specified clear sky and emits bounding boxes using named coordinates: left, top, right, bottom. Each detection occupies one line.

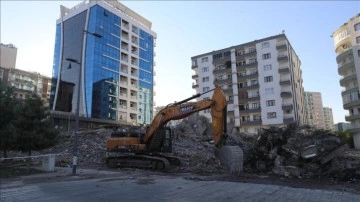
left=1, top=1, right=360, bottom=123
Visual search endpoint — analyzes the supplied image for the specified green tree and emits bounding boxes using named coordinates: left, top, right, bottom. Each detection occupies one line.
left=12, top=93, right=58, bottom=156
left=0, top=79, right=18, bottom=158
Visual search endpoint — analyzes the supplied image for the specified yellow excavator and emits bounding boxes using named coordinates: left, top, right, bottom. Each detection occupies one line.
left=106, top=86, right=243, bottom=174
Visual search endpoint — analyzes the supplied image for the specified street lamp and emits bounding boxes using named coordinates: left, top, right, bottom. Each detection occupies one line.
left=66, top=30, right=102, bottom=175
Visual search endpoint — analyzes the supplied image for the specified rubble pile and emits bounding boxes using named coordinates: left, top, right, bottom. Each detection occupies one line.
left=240, top=124, right=360, bottom=179
left=172, top=117, right=224, bottom=172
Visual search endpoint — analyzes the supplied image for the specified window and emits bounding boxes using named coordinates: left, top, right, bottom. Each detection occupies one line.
left=356, top=36, right=360, bottom=44
left=266, top=100, right=275, bottom=106
left=203, top=87, right=210, bottom=93
left=202, top=67, right=209, bottom=72
left=355, top=23, right=360, bottom=31
left=358, top=50, right=360, bottom=57
left=267, top=112, right=276, bottom=119
left=263, top=64, right=272, bottom=71
left=265, top=88, right=274, bottom=95
left=264, top=76, right=273, bottom=82
left=262, top=42, right=269, bottom=48
left=202, top=77, right=209, bottom=82
left=201, top=57, right=208, bottom=63
left=262, top=53, right=271, bottom=60
left=249, top=58, right=256, bottom=64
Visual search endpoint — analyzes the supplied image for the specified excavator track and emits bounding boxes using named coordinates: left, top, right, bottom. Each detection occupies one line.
left=106, top=155, right=170, bottom=170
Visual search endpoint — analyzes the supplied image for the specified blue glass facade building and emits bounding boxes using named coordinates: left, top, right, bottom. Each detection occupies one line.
left=50, top=1, right=156, bottom=125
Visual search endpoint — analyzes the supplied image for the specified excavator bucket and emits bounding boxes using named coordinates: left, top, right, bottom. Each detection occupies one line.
left=214, top=145, right=243, bottom=175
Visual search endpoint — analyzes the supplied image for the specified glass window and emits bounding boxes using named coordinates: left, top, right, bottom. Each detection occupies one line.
left=356, top=36, right=360, bottom=44
left=201, top=57, right=208, bottom=63
left=202, top=77, right=209, bottom=82
left=202, top=67, right=209, bottom=72
left=265, top=88, right=274, bottom=95
left=263, top=64, right=272, bottom=71
left=262, top=42, right=269, bottom=48
left=266, top=100, right=275, bottom=106
left=262, top=53, right=271, bottom=60
left=355, top=23, right=360, bottom=31
left=264, top=76, right=273, bottom=82
left=267, top=112, right=276, bottom=119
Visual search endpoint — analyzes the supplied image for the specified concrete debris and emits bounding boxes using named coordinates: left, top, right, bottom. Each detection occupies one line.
left=239, top=123, right=360, bottom=180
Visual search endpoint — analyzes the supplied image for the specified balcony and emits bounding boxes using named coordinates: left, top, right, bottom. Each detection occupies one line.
left=237, top=72, right=258, bottom=80
left=339, top=74, right=357, bottom=87
left=276, top=43, right=287, bottom=50
left=239, top=95, right=260, bottom=102
left=277, top=55, right=289, bottom=62
left=227, top=99, right=234, bottom=104
left=280, top=91, right=292, bottom=98
left=280, top=79, right=291, bottom=86
left=227, top=110, right=234, bottom=116
left=238, top=83, right=259, bottom=90
left=213, top=58, right=230, bottom=66
left=336, top=49, right=352, bottom=63
left=345, top=114, right=360, bottom=122
left=192, top=74, right=198, bottom=79
left=214, top=78, right=232, bottom=85
left=223, top=88, right=233, bottom=94
left=239, top=107, right=261, bottom=113
left=236, top=62, right=258, bottom=71
left=240, top=119, right=262, bottom=126
left=278, top=66, right=290, bottom=73
left=213, top=67, right=232, bottom=74
left=338, top=60, right=355, bottom=75
left=235, top=50, right=257, bottom=60
left=343, top=98, right=360, bottom=109
left=282, top=104, right=293, bottom=110
left=191, top=64, right=198, bottom=69
left=192, top=82, right=199, bottom=88
left=283, top=117, right=295, bottom=124
left=341, top=87, right=358, bottom=96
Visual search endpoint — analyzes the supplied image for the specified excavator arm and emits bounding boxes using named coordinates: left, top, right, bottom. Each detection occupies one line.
left=144, top=86, right=227, bottom=149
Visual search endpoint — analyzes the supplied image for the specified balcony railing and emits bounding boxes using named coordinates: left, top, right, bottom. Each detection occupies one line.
left=278, top=66, right=290, bottom=73
left=277, top=55, right=289, bottom=61
left=239, top=107, right=261, bottom=113
left=280, top=80, right=291, bottom=85
left=240, top=119, right=262, bottom=126
left=282, top=104, right=293, bottom=110
left=283, top=117, right=295, bottom=124
left=276, top=43, right=287, bottom=50
left=280, top=91, right=292, bottom=97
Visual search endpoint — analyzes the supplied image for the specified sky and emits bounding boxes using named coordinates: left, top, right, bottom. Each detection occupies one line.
left=1, top=0, right=360, bottom=124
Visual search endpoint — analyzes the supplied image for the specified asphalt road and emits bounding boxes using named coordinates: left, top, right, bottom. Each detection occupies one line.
left=1, top=168, right=360, bottom=202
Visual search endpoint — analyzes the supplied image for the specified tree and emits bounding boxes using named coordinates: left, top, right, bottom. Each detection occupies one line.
left=0, top=79, right=17, bottom=158
left=12, top=93, right=58, bottom=156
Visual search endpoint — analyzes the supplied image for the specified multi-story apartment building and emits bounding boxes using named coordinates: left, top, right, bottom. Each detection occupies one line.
left=323, top=107, right=334, bottom=131
left=0, top=43, right=17, bottom=69
left=191, top=34, right=305, bottom=134
left=50, top=0, right=157, bottom=125
left=334, top=122, right=352, bottom=132
left=304, top=92, right=325, bottom=129
left=0, top=67, right=52, bottom=107
left=332, top=13, right=360, bottom=149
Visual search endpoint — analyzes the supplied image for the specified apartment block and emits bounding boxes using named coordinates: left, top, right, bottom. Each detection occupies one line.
left=332, top=13, right=360, bottom=148
left=304, top=92, right=325, bottom=129
left=191, top=34, right=305, bottom=134
left=0, top=67, right=51, bottom=107
left=50, top=0, right=157, bottom=125
left=0, top=43, right=17, bottom=69
left=323, top=107, right=334, bottom=131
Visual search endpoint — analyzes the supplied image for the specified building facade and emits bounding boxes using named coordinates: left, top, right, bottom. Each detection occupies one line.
left=0, top=67, right=51, bottom=107
left=50, top=0, right=157, bottom=125
left=334, top=122, right=352, bottom=132
left=0, top=43, right=17, bottom=69
left=332, top=13, right=360, bottom=149
left=323, top=107, right=334, bottom=131
left=304, top=92, right=325, bottom=129
left=191, top=34, right=305, bottom=134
